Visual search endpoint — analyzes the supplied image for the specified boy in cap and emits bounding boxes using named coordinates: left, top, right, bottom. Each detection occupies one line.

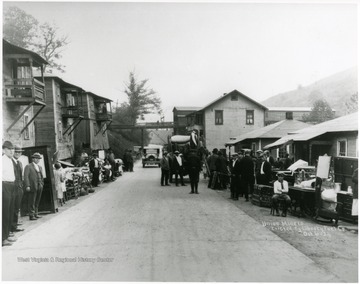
left=24, top=152, right=44, bottom=220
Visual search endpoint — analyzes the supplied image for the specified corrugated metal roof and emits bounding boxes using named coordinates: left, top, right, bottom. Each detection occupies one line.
left=264, top=112, right=358, bottom=149
left=225, top=120, right=310, bottom=146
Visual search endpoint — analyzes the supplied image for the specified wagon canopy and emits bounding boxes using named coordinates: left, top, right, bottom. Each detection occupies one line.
left=170, top=135, right=190, bottom=144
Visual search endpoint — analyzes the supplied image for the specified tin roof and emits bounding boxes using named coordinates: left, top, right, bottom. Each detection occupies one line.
left=225, top=120, right=310, bottom=146
left=264, top=112, right=358, bottom=149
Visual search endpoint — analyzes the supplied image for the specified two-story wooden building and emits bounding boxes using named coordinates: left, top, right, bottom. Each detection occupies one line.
left=34, top=75, right=86, bottom=162
left=73, top=92, right=112, bottom=155
left=3, top=39, right=48, bottom=146
left=184, top=90, right=268, bottom=151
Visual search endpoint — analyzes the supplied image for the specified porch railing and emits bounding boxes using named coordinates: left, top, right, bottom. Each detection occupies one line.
left=4, top=78, right=45, bottom=102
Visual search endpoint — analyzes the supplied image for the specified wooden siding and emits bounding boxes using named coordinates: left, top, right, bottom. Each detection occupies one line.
left=2, top=60, right=36, bottom=146
left=204, top=95, right=265, bottom=151
left=35, top=78, right=74, bottom=159
left=73, top=93, right=109, bottom=152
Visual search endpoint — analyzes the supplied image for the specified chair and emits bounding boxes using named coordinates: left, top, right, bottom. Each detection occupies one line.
left=314, top=177, right=342, bottom=226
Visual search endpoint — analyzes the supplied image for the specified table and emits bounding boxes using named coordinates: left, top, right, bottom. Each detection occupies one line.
left=288, top=186, right=316, bottom=217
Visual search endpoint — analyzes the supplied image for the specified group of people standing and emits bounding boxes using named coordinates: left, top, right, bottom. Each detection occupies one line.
left=2, top=141, right=44, bottom=246
left=160, top=149, right=202, bottom=194
left=206, top=147, right=293, bottom=216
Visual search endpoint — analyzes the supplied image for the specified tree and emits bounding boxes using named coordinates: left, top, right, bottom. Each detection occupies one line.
left=345, top=93, right=358, bottom=114
left=302, top=99, right=335, bottom=124
left=31, top=22, right=69, bottom=73
left=3, top=6, right=69, bottom=73
left=123, top=72, right=162, bottom=124
left=3, top=6, right=38, bottom=48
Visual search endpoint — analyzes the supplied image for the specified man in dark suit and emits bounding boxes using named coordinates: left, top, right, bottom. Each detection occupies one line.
left=229, top=153, right=241, bottom=200
left=239, top=150, right=255, bottom=201
left=89, top=152, right=100, bottom=187
left=264, top=150, right=275, bottom=167
left=185, top=150, right=202, bottom=194
left=256, top=154, right=273, bottom=186
left=24, top=152, right=44, bottom=221
left=11, top=145, right=25, bottom=232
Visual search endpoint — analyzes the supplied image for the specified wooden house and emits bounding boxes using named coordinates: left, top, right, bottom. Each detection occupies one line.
left=186, top=90, right=267, bottom=151
left=264, top=112, right=358, bottom=165
left=3, top=39, right=48, bottom=146
left=73, top=92, right=112, bottom=154
left=34, top=75, right=85, bottom=162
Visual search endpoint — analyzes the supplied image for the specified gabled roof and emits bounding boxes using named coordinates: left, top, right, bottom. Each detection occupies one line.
left=225, top=119, right=310, bottom=146
left=36, top=73, right=85, bottom=92
left=3, top=39, right=48, bottom=66
left=198, top=90, right=267, bottom=112
left=86, top=92, right=112, bottom=103
left=264, top=112, right=359, bottom=149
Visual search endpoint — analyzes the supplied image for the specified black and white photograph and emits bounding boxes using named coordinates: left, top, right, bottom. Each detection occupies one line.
left=1, top=0, right=358, bottom=282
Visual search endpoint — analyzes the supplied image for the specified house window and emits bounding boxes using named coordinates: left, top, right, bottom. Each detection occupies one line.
left=94, top=122, right=98, bottom=136
left=58, top=121, right=63, bottom=142
left=246, top=110, right=254, bottom=125
left=23, top=114, right=29, bottom=140
left=338, top=140, right=347, bottom=156
left=231, top=94, right=238, bottom=101
left=195, top=113, right=203, bottom=125
left=286, top=112, right=293, bottom=120
left=215, top=110, right=223, bottom=125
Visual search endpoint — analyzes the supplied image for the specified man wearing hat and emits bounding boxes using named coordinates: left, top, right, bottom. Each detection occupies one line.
left=11, top=145, right=25, bottom=233
left=160, top=151, right=170, bottom=186
left=2, top=141, right=17, bottom=246
left=255, top=150, right=264, bottom=179
left=89, top=152, right=100, bottom=187
left=239, top=149, right=255, bottom=201
left=256, top=154, right=272, bottom=186
left=207, top=148, right=219, bottom=189
left=172, top=150, right=185, bottom=186
left=272, top=173, right=291, bottom=217
left=229, top=152, right=241, bottom=200
left=24, top=152, right=44, bottom=220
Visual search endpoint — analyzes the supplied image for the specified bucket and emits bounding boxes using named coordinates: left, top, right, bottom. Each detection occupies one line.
left=334, top=183, right=341, bottom=193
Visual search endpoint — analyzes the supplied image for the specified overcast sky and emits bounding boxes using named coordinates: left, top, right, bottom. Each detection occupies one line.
left=3, top=1, right=358, bottom=121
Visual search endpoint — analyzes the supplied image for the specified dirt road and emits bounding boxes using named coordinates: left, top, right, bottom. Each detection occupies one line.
left=2, top=163, right=349, bottom=282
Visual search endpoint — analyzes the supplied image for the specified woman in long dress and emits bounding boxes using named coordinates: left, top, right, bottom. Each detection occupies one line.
left=54, top=162, right=66, bottom=206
